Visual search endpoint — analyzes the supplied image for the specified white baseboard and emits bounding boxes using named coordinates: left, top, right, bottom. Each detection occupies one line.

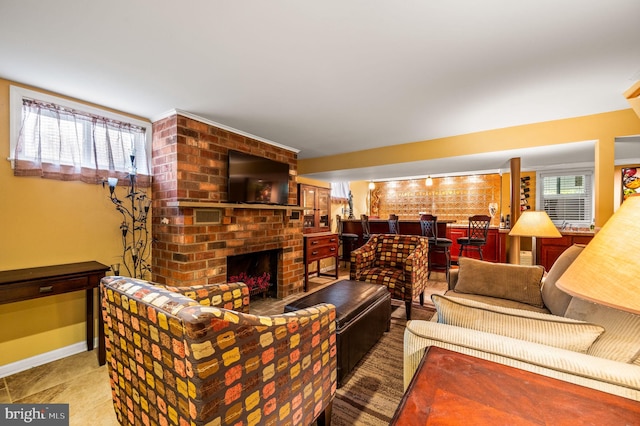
left=0, top=338, right=98, bottom=379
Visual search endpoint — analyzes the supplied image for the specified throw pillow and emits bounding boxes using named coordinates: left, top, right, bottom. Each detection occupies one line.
left=541, top=244, right=584, bottom=316
left=432, top=294, right=605, bottom=353
left=454, top=257, right=545, bottom=308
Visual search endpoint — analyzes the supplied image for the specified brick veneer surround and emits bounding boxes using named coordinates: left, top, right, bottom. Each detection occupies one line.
left=151, top=113, right=305, bottom=297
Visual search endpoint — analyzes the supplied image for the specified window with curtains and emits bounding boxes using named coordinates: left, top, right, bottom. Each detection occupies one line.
left=9, top=86, right=151, bottom=186
left=538, top=169, right=593, bottom=226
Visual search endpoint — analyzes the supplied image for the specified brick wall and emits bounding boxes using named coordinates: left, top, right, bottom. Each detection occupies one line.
left=151, top=113, right=305, bottom=297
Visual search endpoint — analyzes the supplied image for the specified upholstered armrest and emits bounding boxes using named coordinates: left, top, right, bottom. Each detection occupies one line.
left=162, top=281, right=250, bottom=313
left=404, top=238, right=430, bottom=286
left=350, top=237, right=378, bottom=278
left=404, top=320, right=640, bottom=401
left=448, top=269, right=459, bottom=290
left=177, top=303, right=338, bottom=422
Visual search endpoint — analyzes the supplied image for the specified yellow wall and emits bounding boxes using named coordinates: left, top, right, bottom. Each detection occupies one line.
left=0, top=79, right=148, bottom=367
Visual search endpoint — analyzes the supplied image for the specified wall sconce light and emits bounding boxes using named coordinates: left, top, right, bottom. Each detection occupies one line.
left=425, top=176, right=433, bottom=186
left=368, top=181, right=375, bottom=190
left=107, top=177, right=118, bottom=196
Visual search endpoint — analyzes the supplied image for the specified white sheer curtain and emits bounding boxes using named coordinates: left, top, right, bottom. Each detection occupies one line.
left=331, top=181, right=350, bottom=202
left=14, top=98, right=150, bottom=186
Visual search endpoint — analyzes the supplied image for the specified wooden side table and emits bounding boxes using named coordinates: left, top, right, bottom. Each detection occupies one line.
left=303, top=232, right=339, bottom=291
left=392, top=346, right=640, bottom=424
left=0, top=261, right=110, bottom=365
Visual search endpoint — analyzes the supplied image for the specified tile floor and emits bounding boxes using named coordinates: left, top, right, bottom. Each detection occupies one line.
left=0, top=268, right=447, bottom=426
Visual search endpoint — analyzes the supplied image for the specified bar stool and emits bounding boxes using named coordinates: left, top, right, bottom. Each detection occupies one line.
left=420, top=214, right=452, bottom=281
left=388, top=214, right=400, bottom=234
left=336, top=215, right=358, bottom=266
left=457, top=215, right=492, bottom=260
left=361, top=214, right=372, bottom=244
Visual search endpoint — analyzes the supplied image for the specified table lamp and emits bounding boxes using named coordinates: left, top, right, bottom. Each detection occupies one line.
left=509, top=210, right=562, bottom=265
left=557, top=194, right=640, bottom=315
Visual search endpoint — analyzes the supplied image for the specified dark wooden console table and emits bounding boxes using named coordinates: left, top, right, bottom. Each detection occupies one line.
left=392, top=346, right=640, bottom=424
left=0, top=261, right=110, bottom=365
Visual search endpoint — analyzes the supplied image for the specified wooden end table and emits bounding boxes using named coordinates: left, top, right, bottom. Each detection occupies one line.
left=392, top=346, right=640, bottom=424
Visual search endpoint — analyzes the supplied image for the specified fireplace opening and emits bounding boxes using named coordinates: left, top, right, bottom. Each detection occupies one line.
left=227, top=249, right=279, bottom=298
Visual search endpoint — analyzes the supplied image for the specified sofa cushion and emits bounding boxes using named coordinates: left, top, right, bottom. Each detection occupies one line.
left=454, top=257, right=545, bottom=308
left=541, top=244, right=584, bottom=316
left=432, top=294, right=605, bottom=353
left=564, top=298, right=640, bottom=363
left=442, top=290, right=551, bottom=314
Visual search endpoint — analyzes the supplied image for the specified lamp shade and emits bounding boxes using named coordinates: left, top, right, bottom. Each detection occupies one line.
left=556, top=195, right=640, bottom=314
left=508, top=211, right=562, bottom=238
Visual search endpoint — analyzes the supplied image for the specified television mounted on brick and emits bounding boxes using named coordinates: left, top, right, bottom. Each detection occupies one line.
left=227, top=150, right=290, bottom=205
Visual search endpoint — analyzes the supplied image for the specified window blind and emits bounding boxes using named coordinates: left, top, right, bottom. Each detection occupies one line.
left=539, top=170, right=593, bottom=225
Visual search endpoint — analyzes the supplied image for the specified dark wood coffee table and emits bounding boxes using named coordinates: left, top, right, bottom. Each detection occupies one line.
left=392, top=346, right=640, bottom=424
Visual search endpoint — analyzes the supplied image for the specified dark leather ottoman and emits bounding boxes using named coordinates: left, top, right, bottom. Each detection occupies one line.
left=284, top=279, right=391, bottom=387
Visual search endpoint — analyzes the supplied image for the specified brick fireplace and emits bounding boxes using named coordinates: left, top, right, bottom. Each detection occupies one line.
left=150, top=111, right=305, bottom=297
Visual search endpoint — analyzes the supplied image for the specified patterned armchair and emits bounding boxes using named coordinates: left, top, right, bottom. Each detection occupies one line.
left=350, top=234, right=430, bottom=319
left=101, top=276, right=337, bottom=426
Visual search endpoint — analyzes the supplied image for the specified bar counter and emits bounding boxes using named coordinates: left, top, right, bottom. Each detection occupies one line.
left=341, top=218, right=506, bottom=263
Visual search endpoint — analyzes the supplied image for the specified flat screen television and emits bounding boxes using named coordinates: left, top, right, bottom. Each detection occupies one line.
left=227, top=150, right=290, bottom=205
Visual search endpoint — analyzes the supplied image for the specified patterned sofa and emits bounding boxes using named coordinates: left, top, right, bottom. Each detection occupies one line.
left=101, top=276, right=337, bottom=426
left=350, top=233, right=429, bottom=319
left=403, top=245, right=640, bottom=400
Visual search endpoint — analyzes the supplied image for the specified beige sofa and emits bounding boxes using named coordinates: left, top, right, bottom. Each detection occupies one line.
left=404, top=245, right=640, bottom=400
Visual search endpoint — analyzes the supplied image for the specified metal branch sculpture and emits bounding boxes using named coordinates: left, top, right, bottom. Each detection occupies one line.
left=104, top=155, right=152, bottom=279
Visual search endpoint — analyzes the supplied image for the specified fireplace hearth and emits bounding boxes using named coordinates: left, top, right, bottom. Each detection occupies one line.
left=227, top=249, right=280, bottom=298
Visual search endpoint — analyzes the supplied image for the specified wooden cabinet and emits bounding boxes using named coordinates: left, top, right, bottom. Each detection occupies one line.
left=448, top=227, right=467, bottom=260
left=299, top=184, right=331, bottom=234
left=303, top=232, right=338, bottom=291
left=537, top=233, right=593, bottom=271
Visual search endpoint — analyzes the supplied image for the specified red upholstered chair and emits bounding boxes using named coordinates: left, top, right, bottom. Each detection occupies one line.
left=101, top=276, right=337, bottom=426
left=349, top=234, right=430, bottom=319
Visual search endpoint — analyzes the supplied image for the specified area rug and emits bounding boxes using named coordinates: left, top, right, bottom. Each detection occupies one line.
left=331, top=302, right=436, bottom=425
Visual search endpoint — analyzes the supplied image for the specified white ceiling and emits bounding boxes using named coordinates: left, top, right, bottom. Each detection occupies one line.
left=1, top=1, right=639, bottom=181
